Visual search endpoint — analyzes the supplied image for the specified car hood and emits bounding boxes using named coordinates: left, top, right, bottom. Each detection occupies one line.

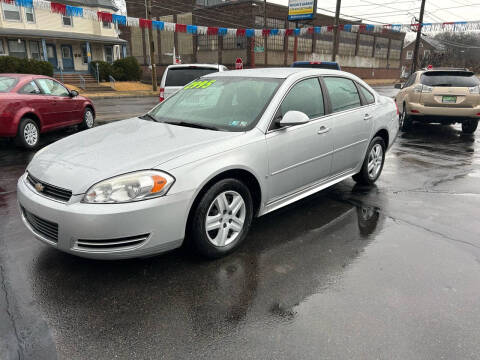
left=27, top=118, right=241, bottom=194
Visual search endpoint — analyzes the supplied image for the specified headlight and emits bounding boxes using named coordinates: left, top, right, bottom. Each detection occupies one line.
left=83, top=170, right=175, bottom=203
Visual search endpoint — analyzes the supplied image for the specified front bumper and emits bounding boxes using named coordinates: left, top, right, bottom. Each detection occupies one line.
left=408, top=103, right=480, bottom=118
left=17, top=174, right=193, bottom=259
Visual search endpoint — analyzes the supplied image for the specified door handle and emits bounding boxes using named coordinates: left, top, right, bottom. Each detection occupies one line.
left=317, top=126, right=330, bottom=134
left=364, top=114, right=373, bottom=121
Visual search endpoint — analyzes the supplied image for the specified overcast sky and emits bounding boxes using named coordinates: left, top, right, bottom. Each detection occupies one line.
left=271, top=0, right=480, bottom=25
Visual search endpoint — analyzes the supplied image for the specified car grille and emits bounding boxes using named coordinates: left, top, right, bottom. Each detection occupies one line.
left=22, top=207, right=59, bottom=243
left=26, top=173, right=72, bottom=202
left=76, top=234, right=150, bottom=251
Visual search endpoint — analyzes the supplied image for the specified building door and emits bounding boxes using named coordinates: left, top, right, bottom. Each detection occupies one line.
left=61, top=45, right=74, bottom=70
left=46, top=44, right=57, bottom=69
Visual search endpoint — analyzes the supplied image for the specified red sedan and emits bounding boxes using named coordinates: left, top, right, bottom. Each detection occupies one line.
left=0, top=74, right=95, bottom=149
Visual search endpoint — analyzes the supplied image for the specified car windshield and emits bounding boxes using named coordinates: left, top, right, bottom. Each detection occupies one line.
left=149, top=77, right=283, bottom=131
left=165, top=67, right=221, bottom=86
left=421, top=72, right=480, bottom=87
left=0, top=77, right=17, bottom=92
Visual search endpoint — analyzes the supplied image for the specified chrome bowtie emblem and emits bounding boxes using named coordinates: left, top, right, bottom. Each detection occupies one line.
left=35, top=182, right=44, bottom=192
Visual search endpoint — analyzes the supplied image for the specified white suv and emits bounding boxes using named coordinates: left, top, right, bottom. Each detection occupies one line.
left=159, top=64, right=229, bottom=102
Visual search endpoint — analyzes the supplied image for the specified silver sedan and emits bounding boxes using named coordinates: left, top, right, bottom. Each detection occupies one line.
left=17, top=68, right=399, bottom=259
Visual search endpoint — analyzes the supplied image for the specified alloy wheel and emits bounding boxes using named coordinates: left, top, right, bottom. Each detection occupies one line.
left=24, top=123, right=38, bottom=146
left=205, top=190, right=246, bottom=247
left=85, top=110, right=94, bottom=128
left=367, top=144, right=383, bottom=180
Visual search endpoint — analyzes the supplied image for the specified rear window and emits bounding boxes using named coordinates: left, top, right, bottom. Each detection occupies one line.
left=292, top=62, right=340, bottom=70
left=165, top=67, right=219, bottom=86
left=421, top=72, right=480, bottom=87
left=0, top=77, right=17, bottom=93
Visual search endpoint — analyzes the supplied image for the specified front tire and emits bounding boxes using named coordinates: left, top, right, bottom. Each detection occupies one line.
left=462, top=119, right=478, bottom=134
left=188, top=178, right=253, bottom=258
left=80, top=107, right=95, bottom=130
left=352, top=136, right=386, bottom=185
left=16, top=118, right=40, bottom=150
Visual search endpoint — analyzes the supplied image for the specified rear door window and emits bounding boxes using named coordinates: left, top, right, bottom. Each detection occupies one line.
left=0, top=77, right=17, bottom=92
left=421, top=72, right=480, bottom=87
left=19, top=81, right=41, bottom=94
left=323, top=77, right=361, bottom=113
left=358, top=84, right=375, bottom=104
left=165, top=67, right=219, bottom=87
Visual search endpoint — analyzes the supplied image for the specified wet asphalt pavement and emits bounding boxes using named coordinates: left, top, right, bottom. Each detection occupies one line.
left=1, top=89, right=480, bottom=359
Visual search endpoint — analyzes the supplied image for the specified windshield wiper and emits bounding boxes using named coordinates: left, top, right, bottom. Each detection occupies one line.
left=163, top=121, right=220, bottom=131
left=139, top=113, right=157, bottom=121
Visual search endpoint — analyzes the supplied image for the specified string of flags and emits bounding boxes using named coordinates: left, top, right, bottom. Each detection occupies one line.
left=1, top=0, right=480, bottom=35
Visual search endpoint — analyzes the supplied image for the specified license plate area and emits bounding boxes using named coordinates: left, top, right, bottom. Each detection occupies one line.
left=442, top=95, right=457, bottom=104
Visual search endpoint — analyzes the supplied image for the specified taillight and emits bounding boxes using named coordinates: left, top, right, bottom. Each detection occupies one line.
left=159, top=87, right=165, bottom=102
left=414, top=84, right=433, bottom=93
left=468, top=85, right=480, bottom=94
left=394, top=102, right=399, bottom=115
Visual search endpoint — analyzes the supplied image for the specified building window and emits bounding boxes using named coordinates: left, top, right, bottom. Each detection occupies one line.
left=104, top=45, right=113, bottom=64
left=255, top=16, right=285, bottom=28
left=2, top=3, right=21, bottom=21
left=62, top=15, right=73, bottom=27
left=81, top=44, right=89, bottom=64
left=223, top=35, right=246, bottom=50
left=338, top=31, right=357, bottom=56
left=389, top=39, right=402, bottom=60
left=29, top=40, right=42, bottom=60
left=103, top=21, right=111, bottom=29
left=198, top=35, right=218, bottom=51
left=357, top=34, right=374, bottom=57
left=8, top=39, right=26, bottom=58
left=0, top=40, right=4, bottom=55
left=423, top=49, right=430, bottom=58
left=406, top=50, right=413, bottom=59
left=374, top=37, right=389, bottom=59
left=25, top=7, right=34, bottom=23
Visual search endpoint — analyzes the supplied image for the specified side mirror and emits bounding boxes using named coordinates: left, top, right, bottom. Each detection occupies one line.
left=394, top=83, right=402, bottom=89
left=278, top=110, right=310, bottom=127
left=70, top=90, right=79, bottom=97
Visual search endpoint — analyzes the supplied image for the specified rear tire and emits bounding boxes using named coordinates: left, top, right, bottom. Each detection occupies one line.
left=462, top=119, right=478, bottom=134
left=16, top=118, right=40, bottom=150
left=188, top=178, right=253, bottom=258
left=79, top=107, right=95, bottom=130
left=352, top=136, right=386, bottom=186
left=400, top=103, right=412, bottom=131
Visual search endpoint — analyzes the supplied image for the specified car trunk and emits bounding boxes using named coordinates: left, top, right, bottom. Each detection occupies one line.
left=421, top=87, right=473, bottom=108
left=419, top=71, right=480, bottom=108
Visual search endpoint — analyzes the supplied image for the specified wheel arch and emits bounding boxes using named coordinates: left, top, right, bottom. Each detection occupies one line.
left=84, top=103, right=95, bottom=118
left=184, top=167, right=263, bottom=235
left=18, top=112, right=42, bottom=134
left=373, top=128, right=389, bottom=149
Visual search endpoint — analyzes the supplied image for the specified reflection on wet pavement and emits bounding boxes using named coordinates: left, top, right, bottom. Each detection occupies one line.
left=1, top=121, right=479, bottom=359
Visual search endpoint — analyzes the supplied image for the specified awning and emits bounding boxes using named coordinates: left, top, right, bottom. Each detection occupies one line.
left=0, top=28, right=127, bottom=44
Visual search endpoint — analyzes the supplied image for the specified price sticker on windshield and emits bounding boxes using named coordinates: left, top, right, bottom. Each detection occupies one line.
left=184, top=80, right=216, bottom=90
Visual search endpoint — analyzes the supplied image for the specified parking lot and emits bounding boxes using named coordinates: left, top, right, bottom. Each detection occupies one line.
left=1, top=91, right=480, bottom=359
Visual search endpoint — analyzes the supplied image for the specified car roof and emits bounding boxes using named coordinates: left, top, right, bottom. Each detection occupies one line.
left=293, top=61, right=339, bottom=65
left=166, top=64, right=222, bottom=69
left=0, top=73, right=48, bottom=78
left=203, top=67, right=346, bottom=79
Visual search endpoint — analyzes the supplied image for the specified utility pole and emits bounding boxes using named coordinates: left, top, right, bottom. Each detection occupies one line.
left=264, top=0, right=268, bottom=65
left=332, top=0, right=341, bottom=61
left=146, top=0, right=157, bottom=91
left=411, top=0, right=426, bottom=73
